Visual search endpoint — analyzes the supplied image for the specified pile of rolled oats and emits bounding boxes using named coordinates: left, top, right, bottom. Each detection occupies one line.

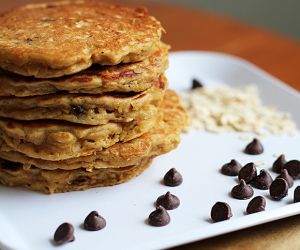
left=178, top=85, right=297, bottom=135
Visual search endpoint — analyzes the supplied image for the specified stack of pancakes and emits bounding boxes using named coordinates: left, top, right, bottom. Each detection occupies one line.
left=0, top=1, right=188, bottom=193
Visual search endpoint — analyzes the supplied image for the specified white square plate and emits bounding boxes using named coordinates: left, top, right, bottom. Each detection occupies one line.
left=1, top=51, right=300, bottom=250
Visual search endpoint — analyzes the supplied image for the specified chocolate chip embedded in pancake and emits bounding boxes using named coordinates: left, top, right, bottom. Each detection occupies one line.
left=0, top=157, right=153, bottom=194
left=0, top=76, right=166, bottom=125
left=0, top=90, right=188, bottom=167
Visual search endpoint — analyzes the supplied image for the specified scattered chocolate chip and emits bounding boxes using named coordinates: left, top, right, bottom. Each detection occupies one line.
left=84, top=211, right=106, bottom=231
left=252, top=170, right=273, bottom=190
left=53, top=223, right=75, bottom=245
left=246, top=196, right=266, bottom=214
left=221, top=159, right=242, bottom=176
left=283, top=160, right=300, bottom=179
left=70, top=105, right=87, bottom=117
left=156, top=191, right=180, bottom=210
left=294, top=186, right=300, bottom=203
left=163, top=168, right=183, bottom=187
left=231, top=179, right=254, bottom=200
left=238, top=163, right=257, bottom=184
left=272, top=154, right=287, bottom=173
left=276, top=169, right=293, bottom=188
left=211, top=202, right=232, bottom=222
left=148, top=205, right=170, bottom=227
left=191, top=78, right=203, bottom=89
left=244, top=138, right=264, bottom=155
left=269, top=178, right=288, bottom=200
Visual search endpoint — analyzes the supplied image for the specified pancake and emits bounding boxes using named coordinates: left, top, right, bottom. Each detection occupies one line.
left=0, top=109, right=157, bottom=161
left=0, top=157, right=152, bottom=194
left=0, top=76, right=166, bottom=125
left=0, top=90, right=188, bottom=169
left=0, top=1, right=163, bottom=78
left=0, top=43, right=169, bottom=97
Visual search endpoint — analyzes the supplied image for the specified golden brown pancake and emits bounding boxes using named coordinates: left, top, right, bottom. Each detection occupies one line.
left=0, top=110, right=157, bottom=161
left=0, top=1, right=163, bottom=78
left=0, top=76, right=166, bottom=125
left=0, top=43, right=169, bottom=97
left=0, top=157, right=153, bottom=194
left=0, top=90, right=188, bottom=169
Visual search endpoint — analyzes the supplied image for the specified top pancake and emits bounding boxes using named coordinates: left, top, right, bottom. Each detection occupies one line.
left=0, top=0, right=163, bottom=78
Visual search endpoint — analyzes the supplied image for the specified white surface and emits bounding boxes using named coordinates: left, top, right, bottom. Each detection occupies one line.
left=1, top=51, right=300, bottom=250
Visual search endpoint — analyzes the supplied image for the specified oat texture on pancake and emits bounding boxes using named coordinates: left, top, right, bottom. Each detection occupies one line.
left=0, top=0, right=163, bottom=78
left=0, top=76, right=167, bottom=125
left=0, top=91, right=188, bottom=193
left=0, top=91, right=188, bottom=172
left=0, top=43, right=169, bottom=97
left=0, top=157, right=153, bottom=193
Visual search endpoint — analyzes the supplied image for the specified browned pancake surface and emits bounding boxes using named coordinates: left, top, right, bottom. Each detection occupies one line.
left=0, top=0, right=163, bottom=77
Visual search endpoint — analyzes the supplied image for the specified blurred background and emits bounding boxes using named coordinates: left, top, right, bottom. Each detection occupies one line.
left=164, top=0, right=300, bottom=40
left=1, top=0, right=299, bottom=40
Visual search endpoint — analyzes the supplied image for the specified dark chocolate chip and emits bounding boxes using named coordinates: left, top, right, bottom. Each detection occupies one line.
left=244, top=138, right=264, bottom=155
left=191, top=78, right=204, bottom=89
left=294, top=186, right=300, bottom=203
left=231, top=179, right=254, bottom=200
left=70, top=105, right=87, bottom=117
left=221, top=159, right=242, bottom=176
left=53, top=223, right=75, bottom=245
left=148, top=205, right=170, bottom=227
left=210, top=202, right=232, bottom=222
left=156, top=191, right=180, bottom=210
left=24, top=38, right=33, bottom=44
left=276, top=169, right=293, bottom=188
left=84, top=211, right=106, bottom=231
left=163, top=168, right=183, bottom=187
left=1, top=160, right=22, bottom=171
left=238, top=163, right=257, bottom=184
left=283, top=160, right=300, bottom=179
left=70, top=176, right=90, bottom=185
left=252, top=170, right=273, bottom=190
left=272, top=154, right=287, bottom=173
left=246, top=196, right=266, bottom=214
left=269, top=178, right=288, bottom=200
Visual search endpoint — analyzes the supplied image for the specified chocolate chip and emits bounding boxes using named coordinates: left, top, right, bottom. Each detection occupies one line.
left=221, top=159, right=242, bottom=176
left=231, top=179, right=254, bottom=200
left=238, top=163, right=257, bottom=184
left=148, top=205, right=170, bottom=227
left=252, top=170, right=273, bottom=190
left=71, top=176, right=90, bottom=185
left=156, top=191, right=180, bottom=210
left=84, top=211, right=106, bottom=231
left=53, top=223, right=75, bottom=245
left=272, top=154, right=287, bottom=173
left=210, top=202, right=232, bottom=222
left=283, top=160, right=300, bottom=179
left=269, top=178, right=288, bottom=200
left=70, top=105, right=86, bottom=117
left=191, top=78, right=203, bottom=89
left=1, top=160, right=22, bottom=171
left=163, top=168, right=183, bottom=187
left=246, top=196, right=266, bottom=214
left=244, top=138, right=264, bottom=155
left=24, top=38, right=33, bottom=44
left=294, top=186, right=300, bottom=203
left=276, top=169, right=293, bottom=188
